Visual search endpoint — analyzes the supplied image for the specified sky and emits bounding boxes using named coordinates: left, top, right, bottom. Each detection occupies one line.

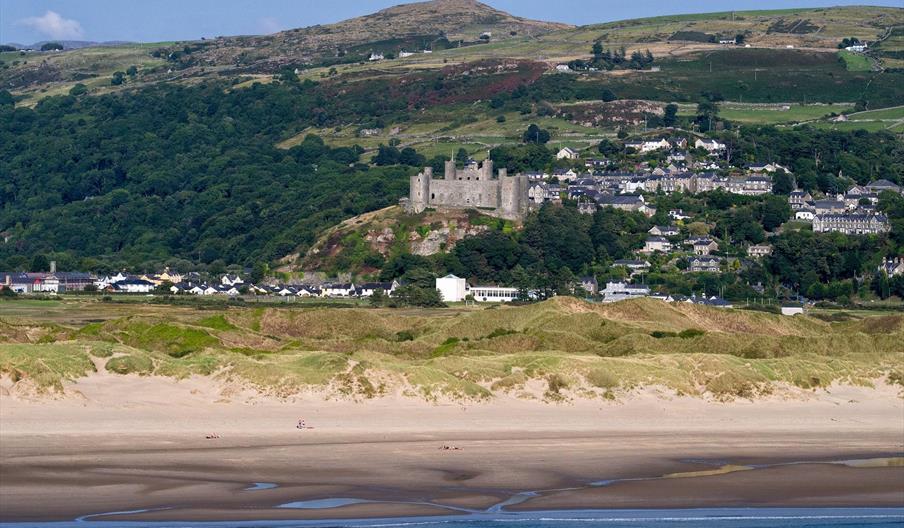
left=1, top=0, right=901, bottom=45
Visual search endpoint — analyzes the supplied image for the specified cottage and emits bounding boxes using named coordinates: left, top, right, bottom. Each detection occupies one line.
left=669, top=209, right=691, bottom=221
left=795, top=208, right=815, bottom=221
left=813, top=199, right=847, bottom=215
left=579, top=276, right=598, bottom=295
left=788, top=190, right=813, bottom=210
left=556, top=147, right=579, bottom=160
left=114, top=278, right=155, bottom=293
left=357, top=281, right=397, bottom=297
left=612, top=259, right=651, bottom=274
left=878, top=257, right=904, bottom=277
left=691, top=238, right=719, bottom=256
left=694, top=138, right=726, bottom=153
left=688, top=256, right=721, bottom=273
left=321, top=283, right=355, bottom=297
left=747, top=244, right=773, bottom=259
left=648, top=225, right=679, bottom=237
left=642, top=236, right=672, bottom=254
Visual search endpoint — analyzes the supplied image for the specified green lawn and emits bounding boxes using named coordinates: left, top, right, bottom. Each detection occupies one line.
left=837, top=50, right=872, bottom=71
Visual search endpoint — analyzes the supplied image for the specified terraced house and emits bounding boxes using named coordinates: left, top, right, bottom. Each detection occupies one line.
left=812, top=213, right=890, bottom=235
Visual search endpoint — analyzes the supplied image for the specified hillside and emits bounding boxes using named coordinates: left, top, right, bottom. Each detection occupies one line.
left=1, top=297, right=901, bottom=402
left=287, top=206, right=508, bottom=275
left=1, top=4, right=901, bottom=104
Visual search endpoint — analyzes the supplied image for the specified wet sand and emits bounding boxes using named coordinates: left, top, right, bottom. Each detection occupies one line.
left=1, top=374, right=902, bottom=522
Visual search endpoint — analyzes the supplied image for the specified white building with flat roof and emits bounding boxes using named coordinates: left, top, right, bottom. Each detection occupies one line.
left=468, top=285, right=518, bottom=303
left=435, top=274, right=467, bottom=302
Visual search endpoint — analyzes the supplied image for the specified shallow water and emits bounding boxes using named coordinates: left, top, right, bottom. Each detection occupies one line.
left=6, top=508, right=903, bottom=527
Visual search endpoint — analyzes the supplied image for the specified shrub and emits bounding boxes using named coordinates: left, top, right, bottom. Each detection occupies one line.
left=678, top=328, right=705, bottom=339
left=650, top=330, right=677, bottom=338
left=586, top=368, right=618, bottom=389
left=395, top=330, right=414, bottom=342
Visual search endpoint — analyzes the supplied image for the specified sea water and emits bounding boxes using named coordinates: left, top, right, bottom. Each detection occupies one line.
left=3, top=508, right=903, bottom=528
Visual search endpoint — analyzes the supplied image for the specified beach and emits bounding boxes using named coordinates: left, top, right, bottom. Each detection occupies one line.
left=1, top=372, right=902, bottom=522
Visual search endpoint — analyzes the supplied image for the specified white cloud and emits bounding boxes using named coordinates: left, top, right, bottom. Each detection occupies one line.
left=258, top=17, right=283, bottom=35
left=18, top=11, right=84, bottom=40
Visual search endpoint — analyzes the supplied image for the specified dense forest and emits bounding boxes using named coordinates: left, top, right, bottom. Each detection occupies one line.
left=0, top=81, right=415, bottom=272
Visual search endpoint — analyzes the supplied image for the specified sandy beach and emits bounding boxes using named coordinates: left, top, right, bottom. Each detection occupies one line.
left=1, top=372, right=902, bottom=522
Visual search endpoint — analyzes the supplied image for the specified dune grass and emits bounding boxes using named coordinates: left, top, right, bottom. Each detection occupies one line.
left=0, top=297, right=900, bottom=400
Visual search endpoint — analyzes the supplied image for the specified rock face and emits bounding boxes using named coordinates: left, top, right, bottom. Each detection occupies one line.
left=298, top=206, right=498, bottom=272
left=409, top=221, right=488, bottom=256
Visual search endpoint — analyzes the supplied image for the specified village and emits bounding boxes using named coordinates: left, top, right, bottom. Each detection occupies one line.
left=3, top=130, right=902, bottom=309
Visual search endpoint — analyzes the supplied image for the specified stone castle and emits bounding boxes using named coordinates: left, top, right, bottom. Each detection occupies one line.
left=403, top=159, right=529, bottom=220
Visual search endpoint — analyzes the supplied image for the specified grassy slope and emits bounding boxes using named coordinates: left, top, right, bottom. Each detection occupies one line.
left=1, top=297, right=901, bottom=401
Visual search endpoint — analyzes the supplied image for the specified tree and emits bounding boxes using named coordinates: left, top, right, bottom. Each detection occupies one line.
left=373, top=144, right=400, bottom=165
left=871, top=272, right=890, bottom=300
left=522, top=124, right=550, bottom=144
left=30, top=254, right=50, bottom=272
left=250, top=262, right=268, bottom=283
left=0, top=90, right=15, bottom=107
left=369, top=288, right=387, bottom=306
left=597, top=139, right=619, bottom=156
left=591, top=41, right=603, bottom=59
left=390, top=285, right=445, bottom=307
left=41, top=42, right=63, bottom=51
left=771, top=171, right=794, bottom=195
left=398, top=147, right=425, bottom=167
left=69, top=83, right=88, bottom=96
left=126, top=65, right=138, bottom=77
left=111, top=71, right=125, bottom=85
left=663, top=104, right=679, bottom=127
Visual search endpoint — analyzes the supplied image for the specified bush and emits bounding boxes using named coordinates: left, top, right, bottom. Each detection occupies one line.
left=586, top=368, right=618, bottom=389
left=395, top=330, right=414, bottom=342
left=650, top=330, right=677, bottom=338
left=678, top=328, right=705, bottom=339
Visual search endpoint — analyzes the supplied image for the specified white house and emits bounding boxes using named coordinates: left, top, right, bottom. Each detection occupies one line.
left=600, top=281, right=651, bottom=303
left=114, top=278, right=155, bottom=293
left=221, top=274, right=244, bottom=286
left=556, top=147, right=579, bottom=160
left=435, top=274, right=467, bottom=302
left=694, top=138, right=726, bottom=152
left=555, top=64, right=572, bottom=72
left=781, top=304, right=804, bottom=316
left=322, top=283, right=355, bottom=297
left=368, top=52, right=384, bottom=61
left=795, top=209, right=815, bottom=221
left=399, top=51, right=415, bottom=58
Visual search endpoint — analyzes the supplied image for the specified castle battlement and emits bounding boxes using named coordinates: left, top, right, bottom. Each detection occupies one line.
left=405, top=160, right=528, bottom=220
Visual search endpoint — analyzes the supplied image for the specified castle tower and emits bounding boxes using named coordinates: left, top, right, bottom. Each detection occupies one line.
left=480, top=158, right=493, bottom=181
left=408, top=167, right=431, bottom=213
left=444, top=159, right=456, bottom=180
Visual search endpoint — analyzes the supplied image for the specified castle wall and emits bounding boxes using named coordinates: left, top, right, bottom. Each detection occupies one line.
left=427, top=179, right=501, bottom=209
left=405, top=161, right=529, bottom=220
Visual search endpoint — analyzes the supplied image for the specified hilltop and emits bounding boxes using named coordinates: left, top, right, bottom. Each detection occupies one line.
left=1, top=3, right=901, bottom=101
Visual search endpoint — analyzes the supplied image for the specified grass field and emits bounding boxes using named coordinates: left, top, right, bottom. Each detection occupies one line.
left=1, top=297, right=901, bottom=401
left=837, top=50, right=873, bottom=71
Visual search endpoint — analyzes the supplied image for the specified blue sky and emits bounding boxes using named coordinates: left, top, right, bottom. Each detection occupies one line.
left=1, top=0, right=901, bottom=44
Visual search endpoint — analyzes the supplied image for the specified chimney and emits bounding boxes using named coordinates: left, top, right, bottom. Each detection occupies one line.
left=50, top=260, right=57, bottom=273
